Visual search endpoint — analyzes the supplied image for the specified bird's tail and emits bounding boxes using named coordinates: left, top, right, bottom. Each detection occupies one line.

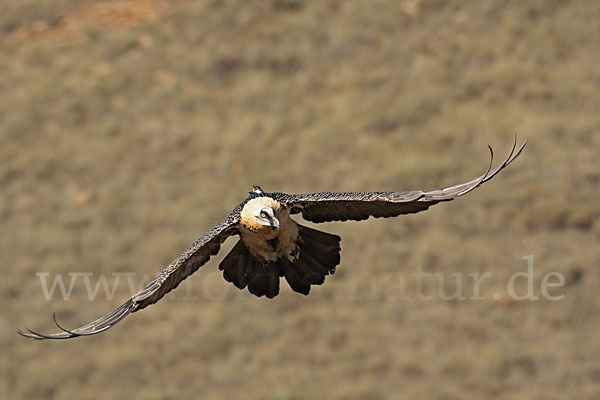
left=219, top=225, right=341, bottom=298
left=218, top=239, right=280, bottom=298
left=278, top=225, right=341, bottom=295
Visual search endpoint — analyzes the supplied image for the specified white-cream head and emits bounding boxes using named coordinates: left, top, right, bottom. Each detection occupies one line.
left=240, top=197, right=281, bottom=234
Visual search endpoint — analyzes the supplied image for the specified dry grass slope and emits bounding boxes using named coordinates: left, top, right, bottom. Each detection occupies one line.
left=1, top=1, right=599, bottom=399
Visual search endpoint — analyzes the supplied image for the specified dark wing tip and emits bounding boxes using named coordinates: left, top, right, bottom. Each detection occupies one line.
left=17, top=313, right=72, bottom=340
left=17, top=299, right=137, bottom=340
left=16, top=328, right=43, bottom=340
left=462, top=135, right=527, bottom=192
left=480, top=135, right=527, bottom=184
left=419, top=136, right=526, bottom=201
left=16, top=324, right=73, bottom=341
left=458, top=143, right=494, bottom=196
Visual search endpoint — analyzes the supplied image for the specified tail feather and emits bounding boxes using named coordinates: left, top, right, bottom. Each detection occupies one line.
left=296, top=247, right=330, bottom=279
left=295, top=257, right=327, bottom=285
left=277, top=257, right=311, bottom=295
left=219, top=239, right=250, bottom=289
left=219, top=239, right=280, bottom=298
left=301, top=243, right=340, bottom=272
left=246, top=261, right=280, bottom=299
left=280, top=224, right=341, bottom=295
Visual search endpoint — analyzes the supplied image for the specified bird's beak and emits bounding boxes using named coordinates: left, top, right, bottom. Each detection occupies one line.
left=270, top=217, right=280, bottom=231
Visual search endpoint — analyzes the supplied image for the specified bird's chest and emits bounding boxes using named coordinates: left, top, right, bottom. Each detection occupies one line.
left=241, top=216, right=299, bottom=263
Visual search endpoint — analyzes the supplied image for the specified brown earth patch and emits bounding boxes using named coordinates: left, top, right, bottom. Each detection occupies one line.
left=8, top=0, right=164, bottom=45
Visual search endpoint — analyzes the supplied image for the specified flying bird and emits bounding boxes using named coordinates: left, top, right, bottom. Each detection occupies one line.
left=18, top=139, right=526, bottom=340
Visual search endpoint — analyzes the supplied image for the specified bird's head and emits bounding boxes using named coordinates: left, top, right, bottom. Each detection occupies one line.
left=240, top=197, right=281, bottom=236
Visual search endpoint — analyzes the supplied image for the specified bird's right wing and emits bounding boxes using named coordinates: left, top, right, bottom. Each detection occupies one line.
left=18, top=215, right=240, bottom=340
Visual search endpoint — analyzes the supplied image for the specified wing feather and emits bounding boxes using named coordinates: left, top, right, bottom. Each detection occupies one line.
left=280, top=138, right=526, bottom=223
left=18, top=216, right=239, bottom=340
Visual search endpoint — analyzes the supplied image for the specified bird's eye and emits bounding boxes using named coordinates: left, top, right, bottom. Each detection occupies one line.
left=260, top=211, right=267, bottom=218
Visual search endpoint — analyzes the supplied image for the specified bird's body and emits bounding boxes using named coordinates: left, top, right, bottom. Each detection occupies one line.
left=18, top=139, right=527, bottom=340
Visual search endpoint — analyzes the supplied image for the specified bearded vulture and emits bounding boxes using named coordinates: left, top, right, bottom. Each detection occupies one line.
left=18, top=138, right=526, bottom=339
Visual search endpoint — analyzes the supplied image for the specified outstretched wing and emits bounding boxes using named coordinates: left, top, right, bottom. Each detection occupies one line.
left=18, top=215, right=240, bottom=340
left=281, top=138, right=526, bottom=223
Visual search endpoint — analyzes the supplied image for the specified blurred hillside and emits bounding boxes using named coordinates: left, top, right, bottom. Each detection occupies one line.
left=1, top=1, right=599, bottom=399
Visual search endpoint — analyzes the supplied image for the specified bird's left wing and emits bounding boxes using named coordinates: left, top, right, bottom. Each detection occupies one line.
left=279, top=138, right=526, bottom=223
left=18, top=215, right=240, bottom=340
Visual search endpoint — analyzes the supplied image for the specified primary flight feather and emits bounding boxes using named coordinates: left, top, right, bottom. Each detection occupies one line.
left=18, top=138, right=526, bottom=340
